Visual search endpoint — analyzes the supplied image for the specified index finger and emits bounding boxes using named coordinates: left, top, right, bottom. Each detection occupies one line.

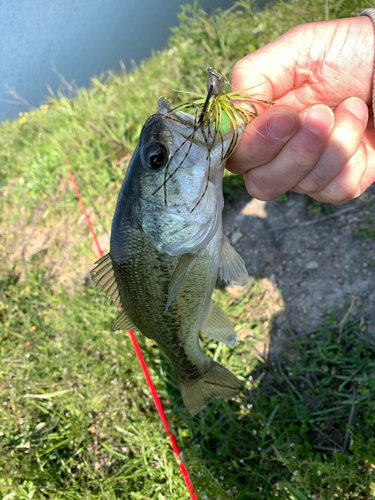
left=231, top=30, right=300, bottom=105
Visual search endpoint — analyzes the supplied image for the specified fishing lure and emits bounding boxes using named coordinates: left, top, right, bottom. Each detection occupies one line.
left=171, top=66, right=274, bottom=159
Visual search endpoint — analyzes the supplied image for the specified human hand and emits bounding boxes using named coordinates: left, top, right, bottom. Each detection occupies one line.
left=226, top=16, right=375, bottom=204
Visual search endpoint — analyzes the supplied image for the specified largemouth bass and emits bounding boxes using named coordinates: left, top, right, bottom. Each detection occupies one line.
left=92, top=76, right=250, bottom=415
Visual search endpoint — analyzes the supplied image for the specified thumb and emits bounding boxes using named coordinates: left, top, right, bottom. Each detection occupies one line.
left=231, top=57, right=274, bottom=105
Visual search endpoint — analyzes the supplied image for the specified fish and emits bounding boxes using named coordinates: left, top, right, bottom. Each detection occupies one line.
left=92, top=75, right=250, bottom=415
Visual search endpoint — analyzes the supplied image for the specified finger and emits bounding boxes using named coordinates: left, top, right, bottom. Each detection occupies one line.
left=226, top=105, right=299, bottom=174
left=358, top=122, right=375, bottom=194
left=243, top=104, right=334, bottom=200
left=357, top=149, right=375, bottom=194
left=231, top=24, right=319, bottom=108
left=293, top=97, right=369, bottom=195
left=311, top=141, right=367, bottom=204
left=231, top=38, right=295, bottom=104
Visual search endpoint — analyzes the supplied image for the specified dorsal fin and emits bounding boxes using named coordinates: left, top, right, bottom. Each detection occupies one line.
left=91, top=253, right=122, bottom=306
left=219, top=235, right=249, bottom=286
left=202, top=300, right=237, bottom=346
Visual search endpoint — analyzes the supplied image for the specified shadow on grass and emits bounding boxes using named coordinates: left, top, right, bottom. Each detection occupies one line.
left=149, top=303, right=375, bottom=499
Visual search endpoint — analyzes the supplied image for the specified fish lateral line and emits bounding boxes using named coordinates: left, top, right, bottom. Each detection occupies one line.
left=202, top=380, right=241, bottom=390
left=175, top=292, right=192, bottom=381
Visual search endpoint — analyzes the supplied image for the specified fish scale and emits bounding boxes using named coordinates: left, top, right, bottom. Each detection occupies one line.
left=112, top=221, right=219, bottom=381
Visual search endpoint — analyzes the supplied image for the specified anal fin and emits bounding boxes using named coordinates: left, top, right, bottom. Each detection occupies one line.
left=202, top=300, right=237, bottom=347
left=165, top=253, right=198, bottom=313
left=219, top=235, right=249, bottom=286
left=112, top=308, right=136, bottom=331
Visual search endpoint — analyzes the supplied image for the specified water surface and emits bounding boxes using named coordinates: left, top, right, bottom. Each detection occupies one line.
left=0, top=0, right=234, bottom=122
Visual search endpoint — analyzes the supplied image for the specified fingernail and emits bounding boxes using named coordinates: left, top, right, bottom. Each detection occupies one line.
left=304, top=105, right=334, bottom=136
left=267, top=112, right=296, bottom=139
left=345, top=97, right=368, bottom=120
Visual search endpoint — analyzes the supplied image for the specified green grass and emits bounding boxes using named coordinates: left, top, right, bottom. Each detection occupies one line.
left=1, top=0, right=374, bottom=498
left=1, top=271, right=375, bottom=499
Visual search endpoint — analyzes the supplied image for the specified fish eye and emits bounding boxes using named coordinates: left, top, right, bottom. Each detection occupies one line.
left=143, top=142, right=168, bottom=171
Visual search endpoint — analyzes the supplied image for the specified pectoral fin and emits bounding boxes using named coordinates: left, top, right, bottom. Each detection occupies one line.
left=165, top=253, right=198, bottom=313
left=219, top=235, right=249, bottom=286
left=202, top=300, right=237, bottom=347
left=91, top=253, right=122, bottom=306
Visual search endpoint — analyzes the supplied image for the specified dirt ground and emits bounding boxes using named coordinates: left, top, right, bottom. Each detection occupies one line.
left=223, top=184, right=375, bottom=356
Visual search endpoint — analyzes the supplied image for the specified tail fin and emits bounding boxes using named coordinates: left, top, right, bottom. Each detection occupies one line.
left=179, top=360, right=244, bottom=416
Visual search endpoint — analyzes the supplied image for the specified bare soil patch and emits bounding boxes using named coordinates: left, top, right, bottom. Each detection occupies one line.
left=223, top=185, right=375, bottom=357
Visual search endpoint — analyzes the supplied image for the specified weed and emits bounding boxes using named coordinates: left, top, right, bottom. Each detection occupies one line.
left=355, top=214, right=375, bottom=240
left=277, top=193, right=289, bottom=203
left=306, top=198, right=333, bottom=216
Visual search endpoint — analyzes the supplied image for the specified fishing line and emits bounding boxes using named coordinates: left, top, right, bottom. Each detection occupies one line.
left=65, top=158, right=198, bottom=500
left=65, top=159, right=103, bottom=257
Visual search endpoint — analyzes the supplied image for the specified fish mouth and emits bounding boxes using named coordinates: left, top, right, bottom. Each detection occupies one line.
left=139, top=97, right=244, bottom=217
left=157, top=97, right=197, bottom=127
left=149, top=99, right=230, bottom=214
left=157, top=96, right=238, bottom=147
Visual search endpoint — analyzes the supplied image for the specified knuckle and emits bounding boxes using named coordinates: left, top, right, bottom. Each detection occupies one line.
left=232, top=59, right=250, bottom=80
left=232, top=59, right=243, bottom=73
left=244, top=172, right=277, bottom=201
left=329, top=125, right=363, bottom=165
left=288, top=142, right=320, bottom=171
left=295, top=170, right=328, bottom=194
